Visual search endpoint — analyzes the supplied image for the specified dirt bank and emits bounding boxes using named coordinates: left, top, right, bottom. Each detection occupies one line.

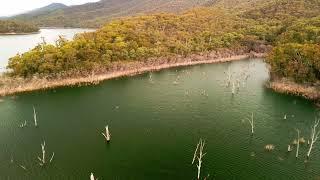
left=267, top=78, right=320, bottom=105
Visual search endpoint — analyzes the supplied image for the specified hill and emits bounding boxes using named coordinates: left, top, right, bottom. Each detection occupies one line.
left=10, top=0, right=216, bottom=28
left=23, top=3, right=68, bottom=16
left=12, top=3, right=68, bottom=26
left=243, top=0, right=320, bottom=21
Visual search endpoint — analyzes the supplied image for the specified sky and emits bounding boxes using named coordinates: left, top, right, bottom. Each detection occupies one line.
left=0, top=0, right=100, bottom=16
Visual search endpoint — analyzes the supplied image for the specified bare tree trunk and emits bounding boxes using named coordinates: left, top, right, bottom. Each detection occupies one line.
left=192, top=142, right=200, bottom=165
left=33, top=106, right=38, bottom=127
left=232, top=82, right=235, bottom=95
left=248, top=113, right=254, bottom=135
left=37, top=141, right=46, bottom=165
left=37, top=141, right=54, bottom=166
left=307, top=119, right=320, bottom=158
left=90, top=173, right=95, bottom=180
left=197, top=139, right=206, bottom=180
left=192, top=139, right=206, bottom=180
left=102, top=125, right=111, bottom=142
left=49, top=152, right=55, bottom=163
left=296, top=129, right=300, bottom=158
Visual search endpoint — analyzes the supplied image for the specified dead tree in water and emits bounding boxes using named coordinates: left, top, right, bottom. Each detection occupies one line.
left=37, top=141, right=55, bottom=166
left=295, top=129, right=300, bottom=158
left=192, top=139, right=206, bottom=180
left=102, top=126, right=111, bottom=142
left=149, top=73, right=154, bottom=84
left=19, top=164, right=27, bottom=171
left=33, top=106, right=38, bottom=127
left=231, top=82, right=235, bottom=95
left=19, top=120, right=27, bottom=128
left=90, top=173, right=95, bottom=180
left=247, top=113, right=254, bottom=135
left=49, top=152, right=55, bottom=163
left=192, top=141, right=200, bottom=165
left=38, top=141, right=46, bottom=166
left=307, top=118, right=320, bottom=158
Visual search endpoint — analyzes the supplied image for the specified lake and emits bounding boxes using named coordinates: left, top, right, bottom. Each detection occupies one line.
left=0, top=57, right=319, bottom=179
left=0, top=28, right=94, bottom=72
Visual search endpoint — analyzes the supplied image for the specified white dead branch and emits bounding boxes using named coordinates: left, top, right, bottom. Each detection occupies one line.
left=247, top=113, right=254, bottom=135
left=295, top=129, right=300, bottom=158
left=307, top=118, right=320, bottom=158
left=37, top=141, right=54, bottom=166
left=192, top=139, right=206, bottom=180
left=102, top=126, right=111, bottom=142
left=33, top=106, right=37, bottom=127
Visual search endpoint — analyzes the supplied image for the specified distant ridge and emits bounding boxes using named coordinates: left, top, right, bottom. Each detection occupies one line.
left=12, top=3, right=68, bottom=19
left=26, top=3, right=68, bottom=14
left=10, top=0, right=216, bottom=28
left=9, top=0, right=277, bottom=28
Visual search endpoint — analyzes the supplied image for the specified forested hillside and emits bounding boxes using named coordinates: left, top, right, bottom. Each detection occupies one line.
left=213, top=0, right=265, bottom=10
left=7, top=8, right=250, bottom=77
left=0, top=20, right=39, bottom=34
left=244, top=0, right=320, bottom=20
left=262, top=0, right=320, bottom=83
left=11, top=0, right=216, bottom=28
left=6, top=0, right=320, bottom=86
left=267, top=17, right=320, bottom=83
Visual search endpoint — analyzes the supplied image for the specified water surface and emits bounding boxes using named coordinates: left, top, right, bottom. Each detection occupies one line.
left=0, top=59, right=319, bottom=179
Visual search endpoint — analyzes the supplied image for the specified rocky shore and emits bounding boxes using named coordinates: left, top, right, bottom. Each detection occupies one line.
left=267, top=78, right=320, bottom=106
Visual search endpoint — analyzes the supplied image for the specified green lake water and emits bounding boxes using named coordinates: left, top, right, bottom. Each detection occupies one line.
left=0, top=58, right=319, bottom=179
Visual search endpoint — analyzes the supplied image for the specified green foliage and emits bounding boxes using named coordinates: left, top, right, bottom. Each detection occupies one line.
left=267, top=43, right=320, bottom=83
left=7, top=8, right=250, bottom=77
left=243, top=0, right=320, bottom=21
left=240, top=0, right=320, bottom=83
left=11, top=0, right=218, bottom=28
left=277, top=17, right=320, bottom=44
left=0, top=20, right=39, bottom=33
left=6, top=0, right=320, bottom=84
left=267, top=14, right=320, bottom=83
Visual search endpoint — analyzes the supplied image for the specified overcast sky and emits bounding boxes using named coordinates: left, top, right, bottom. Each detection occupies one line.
left=0, top=0, right=100, bottom=16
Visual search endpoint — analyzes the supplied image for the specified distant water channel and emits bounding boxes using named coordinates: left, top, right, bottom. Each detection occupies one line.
left=0, top=58, right=319, bottom=179
left=0, top=28, right=94, bottom=72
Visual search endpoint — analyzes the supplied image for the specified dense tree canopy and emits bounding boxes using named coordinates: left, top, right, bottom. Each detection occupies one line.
left=7, top=8, right=256, bottom=77
left=6, top=0, right=320, bottom=84
left=0, top=20, right=39, bottom=34
left=241, top=0, right=320, bottom=83
left=267, top=15, right=320, bottom=83
left=267, top=43, right=320, bottom=83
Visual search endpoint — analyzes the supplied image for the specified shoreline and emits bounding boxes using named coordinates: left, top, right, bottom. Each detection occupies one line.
left=0, top=50, right=265, bottom=97
left=39, top=26, right=81, bottom=29
left=267, top=78, right=320, bottom=105
left=0, top=31, right=40, bottom=35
